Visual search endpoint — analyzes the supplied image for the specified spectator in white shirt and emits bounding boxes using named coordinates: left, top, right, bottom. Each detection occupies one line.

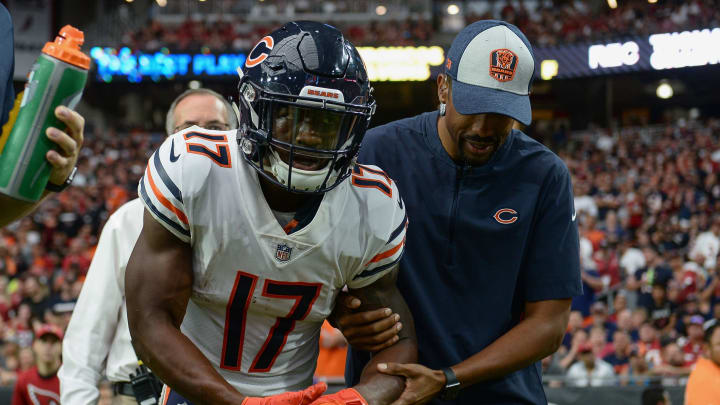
left=689, top=221, right=720, bottom=272
left=619, top=239, right=646, bottom=309
left=574, top=181, right=598, bottom=219
left=566, top=343, right=616, bottom=387
left=58, top=88, right=237, bottom=405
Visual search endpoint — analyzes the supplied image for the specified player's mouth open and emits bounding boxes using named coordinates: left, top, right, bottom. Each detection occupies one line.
left=292, top=156, right=327, bottom=171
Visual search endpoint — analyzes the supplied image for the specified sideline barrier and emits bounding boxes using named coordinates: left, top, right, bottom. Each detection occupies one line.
left=546, top=385, right=685, bottom=405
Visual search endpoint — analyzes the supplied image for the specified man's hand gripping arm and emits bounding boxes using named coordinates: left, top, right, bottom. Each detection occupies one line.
left=312, top=266, right=417, bottom=405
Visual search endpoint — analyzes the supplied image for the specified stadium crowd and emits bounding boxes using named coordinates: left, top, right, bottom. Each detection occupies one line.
left=118, top=0, right=720, bottom=51
left=0, top=128, right=163, bottom=390
left=542, top=117, right=720, bottom=386
left=467, top=0, right=720, bottom=47
left=120, top=17, right=434, bottom=51
left=0, top=115, right=719, bottom=389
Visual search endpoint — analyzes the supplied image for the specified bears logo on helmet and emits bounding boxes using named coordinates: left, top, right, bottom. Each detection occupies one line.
left=237, top=21, right=375, bottom=194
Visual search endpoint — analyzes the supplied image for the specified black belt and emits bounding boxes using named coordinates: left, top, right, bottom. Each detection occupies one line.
left=112, top=381, right=134, bottom=397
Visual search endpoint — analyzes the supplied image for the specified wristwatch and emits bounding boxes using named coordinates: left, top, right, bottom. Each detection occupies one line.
left=45, top=166, right=77, bottom=192
left=439, top=367, right=461, bottom=400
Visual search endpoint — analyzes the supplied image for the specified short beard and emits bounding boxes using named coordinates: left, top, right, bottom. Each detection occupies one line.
left=457, top=131, right=509, bottom=166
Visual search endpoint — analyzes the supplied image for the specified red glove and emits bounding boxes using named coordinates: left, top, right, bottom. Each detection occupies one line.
left=242, top=382, right=327, bottom=405
left=309, top=388, right=369, bottom=405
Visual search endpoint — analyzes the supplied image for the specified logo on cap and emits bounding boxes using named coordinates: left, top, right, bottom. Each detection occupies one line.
left=489, top=48, right=518, bottom=82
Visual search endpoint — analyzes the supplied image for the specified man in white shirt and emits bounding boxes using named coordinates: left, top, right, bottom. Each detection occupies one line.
left=573, top=181, right=598, bottom=219
left=689, top=220, right=720, bottom=272
left=565, top=343, right=616, bottom=387
left=619, top=239, right=646, bottom=309
left=58, top=88, right=238, bottom=405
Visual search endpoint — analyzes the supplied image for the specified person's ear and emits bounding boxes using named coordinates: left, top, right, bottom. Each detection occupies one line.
left=437, top=74, right=450, bottom=105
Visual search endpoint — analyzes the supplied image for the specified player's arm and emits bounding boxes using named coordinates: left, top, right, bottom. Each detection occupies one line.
left=349, top=267, right=417, bottom=403
left=0, top=106, right=83, bottom=228
left=127, top=210, right=325, bottom=405
left=126, top=209, right=245, bottom=405
left=313, top=266, right=417, bottom=405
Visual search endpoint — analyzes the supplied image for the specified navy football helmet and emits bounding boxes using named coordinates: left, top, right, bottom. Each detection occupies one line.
left=237, top=21, right=375, bottom=194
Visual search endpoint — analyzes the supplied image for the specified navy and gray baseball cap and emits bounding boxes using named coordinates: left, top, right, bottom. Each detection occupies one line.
left=445, top=20, right=535, bottom=125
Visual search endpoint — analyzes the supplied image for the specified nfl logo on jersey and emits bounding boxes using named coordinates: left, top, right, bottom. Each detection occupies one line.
left=275, top=244, right=292, bottom=262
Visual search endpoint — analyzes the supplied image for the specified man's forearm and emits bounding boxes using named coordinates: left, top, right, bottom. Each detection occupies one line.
left=452, top=314, right=564, bottom=386
left=354, top=338, right=417, bottom=405
left=131, top=317, right=244, bottom=405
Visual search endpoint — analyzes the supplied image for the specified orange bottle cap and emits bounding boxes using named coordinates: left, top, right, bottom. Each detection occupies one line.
left=42, top=25, right=91, bottom=70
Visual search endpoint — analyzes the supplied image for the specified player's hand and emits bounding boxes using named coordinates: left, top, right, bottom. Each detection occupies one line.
left=308, top=388, right=368, bottom=405
left=376, top=363, right=445, bottom=405
left=330, top=291, right=401, bottom=352
left=242, top=382, right=327, bottom=405
left=46, top=106, right=84, bottom=186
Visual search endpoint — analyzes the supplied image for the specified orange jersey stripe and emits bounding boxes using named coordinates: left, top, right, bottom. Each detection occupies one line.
left=365, top=237, right=405, bottom=266
left=146, top=166, right=189, bottom=226
left=283, top=219, right=299, bottom=234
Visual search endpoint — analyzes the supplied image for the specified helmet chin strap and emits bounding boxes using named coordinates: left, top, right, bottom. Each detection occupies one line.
left=265, top=149, right=339, bottom=192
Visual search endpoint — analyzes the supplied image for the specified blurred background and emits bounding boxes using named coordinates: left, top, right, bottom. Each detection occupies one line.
left=2, top=0, right=720, bottom=403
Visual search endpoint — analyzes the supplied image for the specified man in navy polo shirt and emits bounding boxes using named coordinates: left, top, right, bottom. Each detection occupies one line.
left=343, top=20, right=582, bottom=404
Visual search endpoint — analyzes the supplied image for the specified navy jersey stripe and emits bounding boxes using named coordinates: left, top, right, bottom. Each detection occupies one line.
left=352, top=252, right=404, bottom=280
left=352, top=178, right=391, bottom=195
left=387, top=212, right=408, bottom=244
left=153, top=151, right=183, bottom=203
left=139, top=177, right=191, bottom=238
left=357, top=164, right=390, bottom=179
left=184, top=132, right=226, bottom=141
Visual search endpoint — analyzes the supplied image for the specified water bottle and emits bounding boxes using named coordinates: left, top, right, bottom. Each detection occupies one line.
left=0, top=25, right=90, bottom=202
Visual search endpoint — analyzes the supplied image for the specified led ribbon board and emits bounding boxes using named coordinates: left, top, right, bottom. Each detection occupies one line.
left=534, top=27, right=720, bottom=79
left=90, top=47, right=248, bottom=82
left=89, top=46, right=446, bottom=82
left=357, top=46, right=445, bottom=81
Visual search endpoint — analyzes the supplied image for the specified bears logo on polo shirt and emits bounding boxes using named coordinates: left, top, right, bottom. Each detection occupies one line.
left=494, top=208, right=518, bottom=224
left=489, top=48, right=518, bottom=82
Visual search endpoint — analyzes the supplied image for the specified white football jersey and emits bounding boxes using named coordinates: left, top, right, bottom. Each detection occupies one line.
left=138, top=127, right=407, bottom=396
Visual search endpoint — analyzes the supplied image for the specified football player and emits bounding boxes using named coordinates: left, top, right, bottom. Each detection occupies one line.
left=125, top=21, right=416, bottom=405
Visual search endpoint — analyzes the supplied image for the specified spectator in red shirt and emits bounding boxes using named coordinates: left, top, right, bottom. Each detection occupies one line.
left=589, top=326, right=614, bottom=359
left=651, top=340, right=692, bottom=377
left=11, top=324, right=62, bottom=405
left=60, top=238, right=91, bottom=276
left=681, top=315, right=706, bottom=367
